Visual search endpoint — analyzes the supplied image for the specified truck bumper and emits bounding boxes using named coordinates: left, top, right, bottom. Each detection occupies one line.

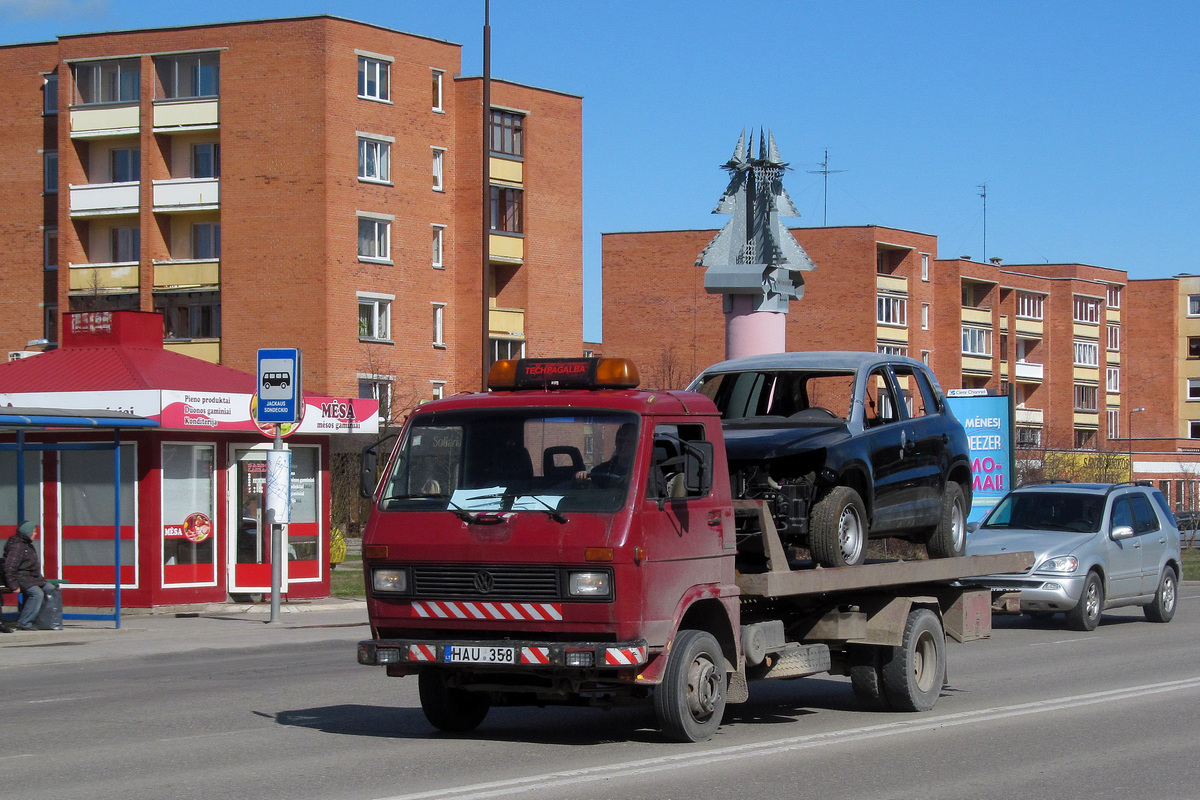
left=357, top=638, right=650, bottom=671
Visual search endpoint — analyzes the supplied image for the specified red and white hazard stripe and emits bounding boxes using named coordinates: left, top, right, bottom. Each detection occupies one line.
left=603, top=645, right=647, bottom=666
left=520, top=647, right=551, bottom=665
left=411, top=600, right=563, bottom=622
left=409, top=643, right=438, bottom=662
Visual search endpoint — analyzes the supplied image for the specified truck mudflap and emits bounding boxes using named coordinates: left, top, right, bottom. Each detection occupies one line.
left=358, top=638, right=649, bottom=670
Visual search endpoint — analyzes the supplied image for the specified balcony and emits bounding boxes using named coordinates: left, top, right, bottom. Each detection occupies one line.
left=489, top=306, right=525, bottom=337
left=876, top=273, right=908, bottom=293
left=70, top=104, right=139, bottom=138
left=489, top=156, right=523, bottom=184
left=164, top=340, right=220, bottom=364
left=152, top=178, right=219, bottom=212
left=489, top=234, right=523, bottom=265
left=1015, top=407, right=1044, bottom=425
left=153, top=98, right=219, bottom=132
left=1014, top=361, right=1044, bottom=382
left=68, top=261, right=139, bottom=291
left=153, top=259, right=220, bottom=289
left=961, top=307, right=991, bottom=325
left=69, top=182, right=139, bottom=217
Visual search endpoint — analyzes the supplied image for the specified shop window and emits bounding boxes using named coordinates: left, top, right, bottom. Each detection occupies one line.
left=162, top=444, right=216, bottom=585
left=0, top=452, right=42, bottom=528
left=59, top=445, right=136, bottom=588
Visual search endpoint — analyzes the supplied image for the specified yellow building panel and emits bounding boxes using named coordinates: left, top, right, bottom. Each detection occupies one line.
left=876, top=326, right=909, bottom=343
left=875, top=274, right=907, bottom=293
left=489, top=157, right=523, bottom=184
left=70, top=105, right=139, bottom=135
left=962, top=355, right=992, bottom=373
left=1074, top=366, right=1099, bottom=381
left=1074, top=412, right=1099, bottom=427
left=489, top=234, right=523, bottom=263
left=1106, top=307, right=1120, bottom=323
left=1107, top=350, right=1120, bottom=365
left=153, top=260, right=220, bottom=288
left=153, top=99, right=219, bottom=129
left=165, top=340, right=220, bottom=363
left=489, top=307, right=525, bottom=337
left=69, top=265, right=138, bottom=290
left=961, top=307, right=991, bottom=325
left=1014, top=318, right=1043, bottom=337
left=1073, top=321, right=1098, bottom=337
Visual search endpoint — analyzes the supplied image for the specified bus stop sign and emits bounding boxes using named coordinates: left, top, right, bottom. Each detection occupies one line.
left=257, top=348, right=301, bottom=423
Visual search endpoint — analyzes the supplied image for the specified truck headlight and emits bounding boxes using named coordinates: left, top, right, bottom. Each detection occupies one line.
left=1036, top=556, right=1078, bottom=574
left=568, top=570, right=612, bottom=599
left=372, top=568, right=409, bottom=594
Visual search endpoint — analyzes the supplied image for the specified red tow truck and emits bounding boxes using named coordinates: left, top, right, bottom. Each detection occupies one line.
left=356, top=357, right=1031, bottom=742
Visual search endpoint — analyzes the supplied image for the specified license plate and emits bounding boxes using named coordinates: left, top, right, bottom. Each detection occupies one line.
left=444, top=645, right=517, bottom=664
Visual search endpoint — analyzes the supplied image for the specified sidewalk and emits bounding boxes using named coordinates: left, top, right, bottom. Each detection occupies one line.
left=0, top=597, right=370, bottom=668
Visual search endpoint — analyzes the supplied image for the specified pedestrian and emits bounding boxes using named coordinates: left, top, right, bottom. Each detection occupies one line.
left=3, top=521, right=62, bottom=631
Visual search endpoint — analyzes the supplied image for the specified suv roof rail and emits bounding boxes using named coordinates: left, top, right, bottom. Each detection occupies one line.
left=1016, top=478, right=1072, bottom=488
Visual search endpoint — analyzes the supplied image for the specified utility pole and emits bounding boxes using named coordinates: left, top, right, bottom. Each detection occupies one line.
left=481, top=0, right=492, bottom=390
left=978, top=183, right=987, bottom=264
left=807, top=149, right=845, bottom=226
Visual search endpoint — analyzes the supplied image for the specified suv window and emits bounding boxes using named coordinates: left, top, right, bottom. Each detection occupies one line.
left=1130, top=493, right=1161, bottom=534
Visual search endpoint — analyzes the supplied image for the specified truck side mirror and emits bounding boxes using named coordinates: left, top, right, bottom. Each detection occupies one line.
left=683, top=440, right=714, bottom=497
left=360, top=433, right=396, bottom=499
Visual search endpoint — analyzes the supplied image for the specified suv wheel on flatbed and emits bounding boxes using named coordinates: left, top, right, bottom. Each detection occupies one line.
left=655, top=629, right=727, bottom=742
left=925, top=482, right=966, bottom=559
left=810, top=486, right=867, bottom=568
left=418, top=670, right=491, bottom=732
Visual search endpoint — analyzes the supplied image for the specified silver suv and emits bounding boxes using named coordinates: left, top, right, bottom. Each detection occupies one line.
left=965, top=482, right=1181, bottom=631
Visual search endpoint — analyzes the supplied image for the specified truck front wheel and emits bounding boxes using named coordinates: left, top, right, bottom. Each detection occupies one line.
left=809, top=486, right=868, bottom=567
left=880, top=608, right=946, bottom=712
left=418, top=670, right=491, bottom=733
left=655, top=629, right=727, bottom=742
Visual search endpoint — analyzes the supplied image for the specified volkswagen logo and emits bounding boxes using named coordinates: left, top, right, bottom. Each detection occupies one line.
left=473, top=570, right=495, bottom=594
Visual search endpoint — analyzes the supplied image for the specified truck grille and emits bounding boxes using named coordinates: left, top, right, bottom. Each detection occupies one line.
left=412, top=565, right=560, bottom=600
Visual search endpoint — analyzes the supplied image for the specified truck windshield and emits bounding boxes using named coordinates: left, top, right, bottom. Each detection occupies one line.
left=378, top=409, right=640, bottom=514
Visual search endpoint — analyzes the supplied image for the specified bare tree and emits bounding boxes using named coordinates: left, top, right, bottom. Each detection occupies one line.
left=642, top=345, right=694, bottom=390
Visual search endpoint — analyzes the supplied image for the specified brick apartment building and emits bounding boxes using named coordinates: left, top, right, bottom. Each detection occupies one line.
left=601, top=225, right=1200, bottom=512
left=0, top=15, right=584, bottom=422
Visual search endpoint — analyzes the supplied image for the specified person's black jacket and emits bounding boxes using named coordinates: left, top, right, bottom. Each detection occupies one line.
left=3, top=530, right=45, bottom=591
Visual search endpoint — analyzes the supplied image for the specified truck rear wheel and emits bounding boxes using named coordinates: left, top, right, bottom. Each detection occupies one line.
left=418, top=670, right=491, bottom=732
left=848, top=645, right=891, bottom=711
left=880, top=608, right=945, bottom=712
left=925, top=482, right=966, bottom=559
left=655, top=629, right=727, bottom=742
left=809, top=486, right=867, bottom=567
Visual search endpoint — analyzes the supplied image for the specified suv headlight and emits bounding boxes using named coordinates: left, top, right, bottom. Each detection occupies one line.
left=1036, top=556, right=1079, bottom=574
left=568, top=570, right=612, bottom=599
left=372, top=568, right=409, bottom=594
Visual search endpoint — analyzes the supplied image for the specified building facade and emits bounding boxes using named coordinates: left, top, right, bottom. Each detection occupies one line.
left=0, top=15, right=584, bottom=422
left=601, top=226, right=1200, bottom=513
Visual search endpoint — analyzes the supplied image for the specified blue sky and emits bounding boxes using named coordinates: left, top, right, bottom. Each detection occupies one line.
left=5, top=0, right=1198, bottom=342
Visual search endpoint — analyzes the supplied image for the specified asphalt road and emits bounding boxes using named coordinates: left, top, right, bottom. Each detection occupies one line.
left=6, top=588, right=1200, bottom=800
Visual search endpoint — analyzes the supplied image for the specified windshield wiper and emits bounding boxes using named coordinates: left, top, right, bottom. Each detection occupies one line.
left=455, top=492, right=568, bottom=524
left=512, top=493, right=568, bottom=524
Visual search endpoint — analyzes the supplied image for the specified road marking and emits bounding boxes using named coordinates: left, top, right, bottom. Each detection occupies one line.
left=0, top=754, right=34, bottom=762
left=374, top=676, right=1200, bottom=800
left=1030, top=638, right=1096, bottom=646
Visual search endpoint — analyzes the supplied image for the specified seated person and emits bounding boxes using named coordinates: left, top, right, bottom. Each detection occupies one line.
left=578, top=424, right=637, bottom=488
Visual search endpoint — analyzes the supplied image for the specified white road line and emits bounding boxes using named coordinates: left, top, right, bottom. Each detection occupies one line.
left=374, top=676, right=1200, bottom=800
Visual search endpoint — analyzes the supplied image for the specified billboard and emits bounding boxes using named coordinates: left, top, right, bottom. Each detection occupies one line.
left=946, top=392, right=1014, bottom=524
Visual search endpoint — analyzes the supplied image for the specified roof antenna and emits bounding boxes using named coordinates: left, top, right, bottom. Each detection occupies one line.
left=807, top=149, right=846, bottom=226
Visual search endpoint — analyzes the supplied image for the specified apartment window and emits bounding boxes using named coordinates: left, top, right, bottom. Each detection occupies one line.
left=1016, top=426, right=1041, bottom=448
left=1107, top=409, right=1120, bottom=439
left=111, top=226, right=140, bottom=262
left=921, top=303, right=930, bottom=330
left=962, top=326, right=991, bottom=356
left=1105, top=324, right=1119, bottom=352
left=920, top=253, right=930, bottom=282
left=192, top=223, right=221, bottom=260
left=1107, top=367, right=1120, bottom=393
left=1107, top=284, right=1122, bottom=309
left=490, top=186, right=524, bottom=233
left=358, top=136, right=391, bottom=183
left=73, top=59, right=140, bottom=105
left=192, top=143, right=220, bottom=179
left=357, top=56, right=390, bottom=101
left=357, top=215, right=392, bottom=262
left=1191, top=421, right=1200, bottom=440
left=432, top=303, right=446, bottom=348
left=1016, top=291, right=1044, bottom=320
left=491, top=337, right=525, bottom=364
left=876, top=294, right=907, bottom=326
left=921, top=350, right=931, bottom=365
left=155, top=291, right=221, bottom=340
left=155, top=53, right=219, bottom=99
left=43, top=304, right=58, bottom=344
left=111, top=148, right=140, bottom=183
left=431, top=225, right=445, bottom=269
left=1074, top=428, right=1097, bottom=449
left=877, top=343, right=908, bottom=357
left=1073, top=384, right=1099, bottom=412
left=490, top=110, right=525, bottom=157
left=1073, top=295, right=1101, bottom=324
left=43, top=72, right=58, bottom=114
left=1190, top=378, right=1200, bottom=401
left=431, top=69, right=444, bottom=112
left=359, top=375, right=393, bottom=426
left=1190, top=337, right=1200, bottom=359
left=1073, top=340, right=1099, bottom=367
left=432, top=148, right=445, bottom=191
left=44, top=228, right=57, bottom=270
left=358, top=293, right=392, bottom=341
left=431, top=381, right=446, bottom=400
left=44, top=150, right=57, bottom=194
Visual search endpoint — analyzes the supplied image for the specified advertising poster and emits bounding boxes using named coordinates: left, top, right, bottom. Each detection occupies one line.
left=946, top=392, right=1014, bottom=525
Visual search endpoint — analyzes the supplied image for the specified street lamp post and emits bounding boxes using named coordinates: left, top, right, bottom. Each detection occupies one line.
left=1128, top=407, right=1146, bottom=480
